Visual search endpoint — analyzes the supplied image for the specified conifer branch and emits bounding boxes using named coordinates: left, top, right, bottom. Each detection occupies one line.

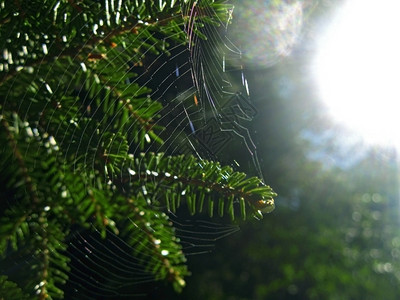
left=0, top=117, right=39, bottom=205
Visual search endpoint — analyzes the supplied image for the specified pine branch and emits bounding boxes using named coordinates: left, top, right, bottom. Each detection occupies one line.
left=0, top=1, right=184, bottom=86
left=0, top=117, right=40, bottom=206
left=119, top=195, right=188, bottom=292
left=121, top=153, right=276, bottom=220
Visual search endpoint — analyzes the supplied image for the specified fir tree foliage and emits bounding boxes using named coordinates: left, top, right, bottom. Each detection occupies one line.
left=0, top=0, right=276, bottom=298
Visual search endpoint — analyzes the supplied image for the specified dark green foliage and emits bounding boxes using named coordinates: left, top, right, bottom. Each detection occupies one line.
left=0, top=1, right=275, bottom=298
left=0, top=275, right=30, bottom=300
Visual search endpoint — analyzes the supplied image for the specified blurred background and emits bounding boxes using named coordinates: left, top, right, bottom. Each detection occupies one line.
left=167, top=0, right=400, bottom=299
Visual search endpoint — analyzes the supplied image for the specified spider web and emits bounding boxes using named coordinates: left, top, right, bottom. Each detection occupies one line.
left=64, top=214, right=239, bottom=299
left=56, top=213, right=238, bottom=299
left=125, top=3, right=263, bottom=178
left=0, top=1, right=263, bottom=298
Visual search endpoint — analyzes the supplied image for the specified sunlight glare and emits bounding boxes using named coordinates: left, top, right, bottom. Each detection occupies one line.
left=314, top=0, right=400, bottom=149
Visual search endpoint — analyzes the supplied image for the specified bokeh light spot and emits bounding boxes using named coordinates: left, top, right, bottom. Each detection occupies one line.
left=231, top=0, right=306, bottom=68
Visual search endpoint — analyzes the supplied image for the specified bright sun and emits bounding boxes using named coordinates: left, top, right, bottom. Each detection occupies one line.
left=314, top=0, right=400, bottom=149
